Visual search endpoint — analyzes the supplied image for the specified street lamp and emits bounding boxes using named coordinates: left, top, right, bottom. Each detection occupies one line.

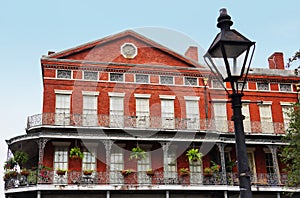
left=204, top=8, right=255, bottom=198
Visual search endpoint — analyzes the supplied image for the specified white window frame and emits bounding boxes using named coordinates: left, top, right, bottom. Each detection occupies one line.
left=135, top=94, right=151, bottom=128
left=137, top=150, right=151, bottom=184
left=212, top=79, right=225, bottom=89
left=109, top=73, right=124, bottom=82
left=280, top=102, right=294, bottom=131
left=109, top=92, right=125, bottom=127
left=135, top=74, right=149, bottom=84
left=160, top=76, right=174, bottom=85
left=110, top=145, right=124, bottom=184
left=279, top=83, right=292, bottom=92
left=83, top=71, right=98, bottom=81
left=242, top=102, right=251, bottom=133
left=247, top=148, right=257, bottom=183
left=160, top=95, right=175, bottom=129
left=55, top=90, right=72, bottom=125
left=56, top=69, right=72, bottom=79
left=258, top=102, right=274, bottom=133
left=184, top=77, right=198, bottom=86
left=257, top=82, right=270, bottom=91
left=212, top=100, right=228, bottom=132
left=184, top=96, right=200, bottom=130
left=82, top=147, right=97, bottom=171
left=82, top=91, right=99, bottom=126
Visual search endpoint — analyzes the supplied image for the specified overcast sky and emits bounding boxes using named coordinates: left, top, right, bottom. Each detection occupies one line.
left=0, top=1, right=299, bottom=195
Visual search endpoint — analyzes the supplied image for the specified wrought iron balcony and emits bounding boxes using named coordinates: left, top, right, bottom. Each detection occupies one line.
left=27, top=113, right=286, bottom=134
left=4, top=170, right=288, bottom=190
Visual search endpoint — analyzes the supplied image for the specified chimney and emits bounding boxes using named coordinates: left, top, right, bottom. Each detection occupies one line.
left=48, top=51, right=55, bottom=55
left=184, top=46, right=198, bottom=62
left=268, top=52, right=284, bottom=70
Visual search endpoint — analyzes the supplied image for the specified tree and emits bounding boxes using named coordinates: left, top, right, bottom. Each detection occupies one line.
left=280, top=102, right=300, bottom=187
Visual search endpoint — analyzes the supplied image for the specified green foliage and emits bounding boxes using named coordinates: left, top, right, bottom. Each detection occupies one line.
left=186, top=148, right=203, bottom=162
left=225, top=160, right=236, bottom=172
left=69, top=147, right=84, bottom=159
left=129, top=146, right=146, bottom=160
left=4, top=158, right=17, bottom=170
left=14, top=151, right=29, bottom=169
left=280, top=102, right=300, bottom=187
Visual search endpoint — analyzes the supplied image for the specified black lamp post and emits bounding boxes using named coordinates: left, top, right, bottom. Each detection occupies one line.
left=204, top=8, right=255, bottom=198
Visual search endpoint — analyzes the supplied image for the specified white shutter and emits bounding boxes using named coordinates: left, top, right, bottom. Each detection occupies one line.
left=242, top=103, right=251, bottom=133
left=281, top=105, right=292, bottom=131
left=136, top=98, right=150, bottom=128
left=83, top=95, right=98, bottom=126
left=213, top=103, right=227, bottom=132
left=137, top=153, right=151, bottom=184
left=259, top=104, right=273, bottom=133
left=185, top=99, right=200, bottom=130
left=161, top=99, right=175, bottom=129
left=55, top=94, right=71, bottom=125
left=110, top=95, right=124, bottom=127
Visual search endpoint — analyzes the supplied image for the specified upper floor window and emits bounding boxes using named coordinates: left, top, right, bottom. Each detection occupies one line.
left=184, top=77, right=198, bottom=86
left=237, top=82, right=248, bottom=90
left=212, top=79, right=223, bottom=89
left=257, top=82, right=269, bottom=91
left=160, top=76, right=174, bottom=85
left=57, top=70, right=72, bottom=79
left=135, top=74, right=149, bottom=83
left=84, top=71, right=98, bottom=80
left=110, top=73, right=124, bottom=82
left=279, top=83, right=292, bottom=92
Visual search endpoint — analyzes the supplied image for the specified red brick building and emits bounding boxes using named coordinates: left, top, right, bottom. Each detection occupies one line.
left=4, top=30, right=300, bottom=198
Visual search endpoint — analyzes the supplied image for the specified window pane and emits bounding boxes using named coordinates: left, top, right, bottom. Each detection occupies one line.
left=57, top=70, right=71, bottom=79
left=160, top=76, right=173, bottom=85
left=136, top=74, right=149, bottom=83
left=110, top=73, right=124, bottom=82
left=84, top=71, right=98, bottom=80
left=185, top=77, right=197, bottom=86
left=279, top=84, right=292, bottom=92
left=257, top=82, right=269, bottom=91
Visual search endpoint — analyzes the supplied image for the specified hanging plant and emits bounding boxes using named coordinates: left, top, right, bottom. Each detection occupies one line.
left=69, top=147, right=84, bottom=160
left=146, top=169, right=155, bottom=176
left=4, top=158, right=17, bottom=170
left=186, top=148, right=203, bottom=162
left=14, top=151, right=29, bottom=169
left=120, top=169, right=135, bottom=177
left=129, top=146, right=146, bottom=160
left=179, top=168, right=190, bottom=177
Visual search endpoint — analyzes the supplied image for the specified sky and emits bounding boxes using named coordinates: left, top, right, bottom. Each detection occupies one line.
left=0, top=0, right=299, bottom=195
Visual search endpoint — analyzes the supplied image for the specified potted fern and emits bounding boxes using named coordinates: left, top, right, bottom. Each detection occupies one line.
left=129, top=146, right=146, bottom=160
left=69, top=147, right=84, bottom=160
left=14, top=151, right=29, bottom=169
left=56, top=169, right=68, bottom=175
left=186, top=148, right=203, bottom=162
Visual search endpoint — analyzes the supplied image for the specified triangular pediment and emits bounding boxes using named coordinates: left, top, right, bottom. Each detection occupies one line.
left=45, top=30, right=204, bottom=68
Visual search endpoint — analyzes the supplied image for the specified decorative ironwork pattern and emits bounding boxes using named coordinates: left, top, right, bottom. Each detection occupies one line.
left=26, top=113, right=286, bottom=134
left=4, top=171, right=287, bottom=190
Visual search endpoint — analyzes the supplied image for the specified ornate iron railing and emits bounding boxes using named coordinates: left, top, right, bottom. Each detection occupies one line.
left=4, top=170, right=288, bottom=190
left=27, top=113, right=285, bottom=134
